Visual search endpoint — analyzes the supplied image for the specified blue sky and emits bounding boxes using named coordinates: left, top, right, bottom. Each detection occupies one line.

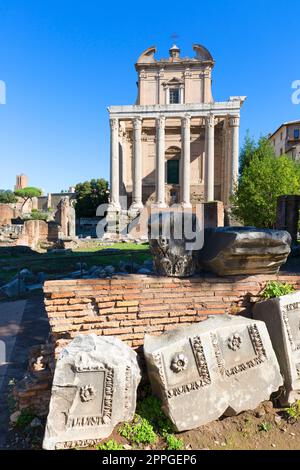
left=0, top=0, right=299, bottom=193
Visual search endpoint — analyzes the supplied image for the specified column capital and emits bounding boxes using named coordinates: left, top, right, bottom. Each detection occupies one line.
left=156, top=115, right=166, bottom=128
left=181, top=115, right=191, bottom=128
left=206, top=114, right=215, bottom=128
left=229, top=115, right=240, bottom=127
left=110, top=117, right=119, bottom=131
left=133, top=116, right=142, bottom=130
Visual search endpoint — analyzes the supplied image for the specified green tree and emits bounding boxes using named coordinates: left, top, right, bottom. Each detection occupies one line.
left=14, top=186, right=42, bottom=208
left=239, top=131, right=257, bottom=176
left=231, top=138, right=300, bottom=228
left=74, top=178, right=109, bottom=218
left=0, top=189, right=17, bottom=204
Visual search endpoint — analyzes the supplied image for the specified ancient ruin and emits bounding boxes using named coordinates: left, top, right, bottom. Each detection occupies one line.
left=253, top=291, right=300, bottom=406
left=198, top=227, right=291, bottom=276
left=148, top=210, right=201, bottom=277
left=144, top=315, right=282, bottom=431
left=43, top=334, right=141, bottom=450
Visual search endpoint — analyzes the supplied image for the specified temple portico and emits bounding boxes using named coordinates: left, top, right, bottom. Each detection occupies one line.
left=107, top=44, right=246, bottom=215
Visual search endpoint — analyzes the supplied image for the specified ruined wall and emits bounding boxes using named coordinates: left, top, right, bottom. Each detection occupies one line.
left=0, top=204, right=15, bottom=225
left=14, top=273, right=300, bottom=416
left=43, top=274, right=300, bottom=352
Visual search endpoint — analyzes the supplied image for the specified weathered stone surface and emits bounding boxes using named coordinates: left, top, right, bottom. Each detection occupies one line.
left=144, top=315, right=282, bottom=431
left=43, top=334, right=141, bottom=450
left=55, top=196, right=76, bottom=239
left=198, top=227, right=291, bottom=276
left=253, top=291, right=300, bottom=406
left=148, top=211, right=200, bottom=277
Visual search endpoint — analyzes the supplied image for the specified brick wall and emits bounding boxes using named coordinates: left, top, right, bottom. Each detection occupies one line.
left=15, top=273, right=300, bottom=416
left=44, top=273, right=300, bottom=353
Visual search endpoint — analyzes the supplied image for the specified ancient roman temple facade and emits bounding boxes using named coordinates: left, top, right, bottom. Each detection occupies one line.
left=107, top=44, right=246, bottom=216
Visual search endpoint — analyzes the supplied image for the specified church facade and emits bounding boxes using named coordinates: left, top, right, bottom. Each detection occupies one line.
left=107, top=44, right=246, bottom=214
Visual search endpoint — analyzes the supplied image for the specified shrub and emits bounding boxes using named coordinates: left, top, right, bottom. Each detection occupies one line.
left=24, top=210, right=49, bottom=221
left=261, top=281, right=295, bottom=299
left=119, top=415, right=157, bottom=445
left=231, top=137, right=300, bottom=228
left=0, top=189, right=17, bottom=204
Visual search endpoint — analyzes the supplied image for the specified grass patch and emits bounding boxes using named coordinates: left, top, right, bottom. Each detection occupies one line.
left=258, top=422, right=272, bottom=432
left=136, top=394, right=174, bottom=437
left=165, top=434, right=184, bottom=450
left=96, top=439, right=124, bottom=450
left=119, top=415, right=157, bottom=445
left=285, top=401, right=300, bottom=422
left=0, top=243, right=151, bottom=284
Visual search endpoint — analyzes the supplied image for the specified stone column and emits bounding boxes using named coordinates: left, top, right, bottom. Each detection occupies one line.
left=109, top=117, right=120, bottom=210
left=155, top=116, right=166, bottom=207
left=130, top=117, right=144, bottom=212
left=229, top=116, right=240, bottom=195
left=179, top=84, right=184, bottom=104
left=181, top=115, right=191, bottom=207
left=205, top=114, right=215, bottom=202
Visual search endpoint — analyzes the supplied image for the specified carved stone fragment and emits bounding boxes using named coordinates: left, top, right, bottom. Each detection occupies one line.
left=43, top=334, right=141, bottom=450
left=144, top=315, right=282, bottom=431
left=253, top=291, right=300, bottom=405
left=198, top=227, right=291, bottom=276
left=148, top=211, right=200, bottom=277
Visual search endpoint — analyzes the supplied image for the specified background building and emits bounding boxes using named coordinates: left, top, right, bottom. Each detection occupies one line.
left=14, top=174, right=28, bottom=190
left=269, top=120, right=300, bottom=160
left=108, top=44, right=246, bottom=214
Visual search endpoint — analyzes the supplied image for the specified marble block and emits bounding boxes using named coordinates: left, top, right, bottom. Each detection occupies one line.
left=198, top=227, right=291, bottom=276
left=43, top=334, right=141, bottom=450
left=253, top=291, right=300, bottom=406
left=144, top=315, right=282, bottom=431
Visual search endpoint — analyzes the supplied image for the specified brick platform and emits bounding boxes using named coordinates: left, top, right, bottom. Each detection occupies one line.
left=44, top=273, right=300, bottom=352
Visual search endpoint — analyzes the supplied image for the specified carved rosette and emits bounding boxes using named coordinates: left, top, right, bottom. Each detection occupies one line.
left=80, top=384, right=96, bottom=402
left=211, top=324, right=267, bottom=378
left=170, top=354, right=188, bottom=373
left=227, top=333, right=242, bottom=351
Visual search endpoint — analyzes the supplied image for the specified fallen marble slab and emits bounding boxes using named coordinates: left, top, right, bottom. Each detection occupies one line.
left=253, top=291, right=300, bottom=406
left=144, top=315, right=283, bottom=431
left=43, top=334, right=141, bottom=450
left=198, top=227, right=291, bottom=276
